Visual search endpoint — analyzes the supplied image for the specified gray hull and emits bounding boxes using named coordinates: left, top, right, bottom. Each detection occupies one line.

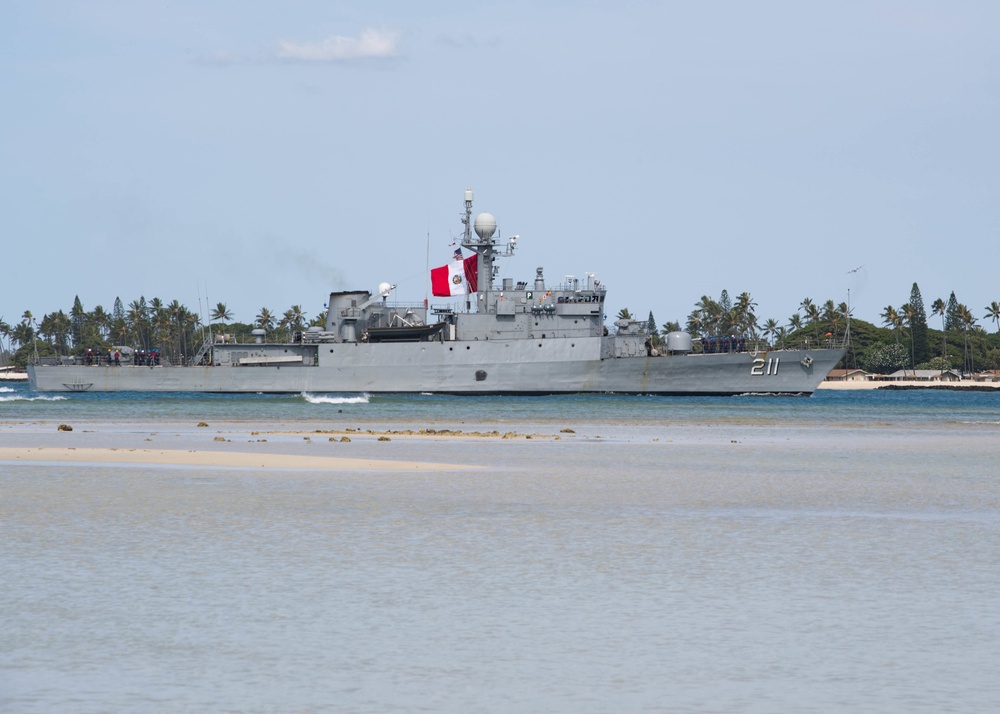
left=28, top=341, right=843, bottom=395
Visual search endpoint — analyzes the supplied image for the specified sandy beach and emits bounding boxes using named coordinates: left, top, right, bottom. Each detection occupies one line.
left=0, top=445, right=479, bottom=471
left=818, top=379, right=1000, bottom=390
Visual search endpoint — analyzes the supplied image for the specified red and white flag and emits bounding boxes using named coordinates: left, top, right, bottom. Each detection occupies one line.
left=431, top=254, right=478, bottom=296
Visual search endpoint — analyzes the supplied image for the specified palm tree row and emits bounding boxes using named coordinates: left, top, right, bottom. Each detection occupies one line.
left=683, top=290, right=762, bottom=343
left=679, top=290, right=849, bottom=350
left=927, top=296, right=994, bottom=373
left=874, top=295, right=998, bottom=374
left=679, top=288, right=996, bottom=367
left=251, top=304, right=318, bottom=339
left=1, top=312, right=41, bottom=364
left=2, top=297, right=326, bottom=366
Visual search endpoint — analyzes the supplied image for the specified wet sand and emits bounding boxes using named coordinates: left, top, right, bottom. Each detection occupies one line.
left=0, top=446, right=479, bottom=471
left=0, top=421, right=487, bottom=471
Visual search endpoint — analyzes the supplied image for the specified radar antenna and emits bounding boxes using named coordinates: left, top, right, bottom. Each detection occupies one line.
left=462, top=188, right=473, bottom=245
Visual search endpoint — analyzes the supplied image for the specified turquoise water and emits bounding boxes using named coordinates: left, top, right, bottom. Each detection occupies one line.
left=2, top=383, right=1000, bottom=712
left=4, top=381, right=1000, bottom=426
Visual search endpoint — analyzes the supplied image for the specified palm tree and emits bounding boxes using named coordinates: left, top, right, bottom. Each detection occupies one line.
left=128, top=299, right=149, bottom=349
left=39, top=311, right=72, bottom=355
left=287, top=305, right=306, bottom=335
left=163, top=301, right=201, bottom=364
left=18, top=311, right=38, bottom=361
left=804, top=301, right=821, bottom=341
left=151, top=298, right=171, bottom=353
left=149, top=297, right=165, bottom=329
left=89, top=305, right=110, bottom=343
left=685, top=309, right=705, bottom=338
left=734, top=292, right=758, bottom=340
left=616, top=308, right=633, bottom=321
left=931, top=297, right=947, bottom=369
left=0, top=317, right=12, bottom=364
left=211, top=302, right=233, bottom=326
left=256, top=307, right=275, bottom=335
left=931, top=298, right=946, bottom=327
left=788, top=313, right=803, bottom=342
left=689, top=295, right=721, bottom=337
left=206, top=302, right=233, bottom=345
left=958, top=304, right=976, bottom=373
left=11, top=321, right=34, bottom=352
left=309, top=310, right=328, bottom=329
left=985, top=301, right=1000, bottom=333
left=831, top=301, right=851, bottom=342
left=762, top=318, right=779, bottom=348
left=182, top=308, right=201, bottom=363
left=817, top=299, right=839, bottom=343
left=881, top=305, right=902, bottom=346
left=167, top=300, right=185, bottom=362
left=278, top=311, right=293, bottom=338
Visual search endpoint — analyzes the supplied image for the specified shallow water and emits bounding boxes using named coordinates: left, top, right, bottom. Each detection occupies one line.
left=2, top=385, right=1000, bottom=712
left=4, top=381, right=1000, bottom=427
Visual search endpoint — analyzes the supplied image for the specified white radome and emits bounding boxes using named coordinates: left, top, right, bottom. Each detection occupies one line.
left=474, top=212, right=497, bottom=240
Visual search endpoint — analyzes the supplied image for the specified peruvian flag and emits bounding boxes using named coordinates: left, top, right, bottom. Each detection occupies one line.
left=431, top=253, right=478, bottom=296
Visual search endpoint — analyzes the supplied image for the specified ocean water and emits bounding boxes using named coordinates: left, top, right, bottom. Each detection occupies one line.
left=4, top=381, right=1000, bottom=427
left=2, top=382, right=1000, bottom=712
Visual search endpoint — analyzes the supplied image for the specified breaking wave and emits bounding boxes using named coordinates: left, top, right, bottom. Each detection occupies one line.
left=0, top=394, right=68, bottom=402
left=301, top=392, right=370, bottom=405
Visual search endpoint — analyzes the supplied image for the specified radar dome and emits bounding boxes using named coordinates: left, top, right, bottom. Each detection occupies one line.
left=474, top=212, right=497, bottom=240
left=378, top=282, right=393, bottom=297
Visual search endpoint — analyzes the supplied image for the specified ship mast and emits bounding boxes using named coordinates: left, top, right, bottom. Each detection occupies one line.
left=459, top=188, right=518, bottom=313
left=460, top=188, right=496, bottom=311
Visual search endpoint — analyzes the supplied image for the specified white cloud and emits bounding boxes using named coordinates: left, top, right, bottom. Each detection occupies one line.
left=277, top=29, right=400, bottom=62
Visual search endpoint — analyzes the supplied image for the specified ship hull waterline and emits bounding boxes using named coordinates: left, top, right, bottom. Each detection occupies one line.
left=28, top=345, right=844, bottom=396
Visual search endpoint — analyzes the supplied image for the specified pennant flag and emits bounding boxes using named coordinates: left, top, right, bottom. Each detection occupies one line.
left=431, top=254, right=478, bottom=296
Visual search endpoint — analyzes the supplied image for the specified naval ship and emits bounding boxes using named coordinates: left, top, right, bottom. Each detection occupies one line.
left=28, top=190, right=844, bottom=395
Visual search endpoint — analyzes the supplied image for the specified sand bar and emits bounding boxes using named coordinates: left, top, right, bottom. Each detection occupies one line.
left=0, top=447, right=478, bottom=471
left=818, top=379, right=1000, bottom=390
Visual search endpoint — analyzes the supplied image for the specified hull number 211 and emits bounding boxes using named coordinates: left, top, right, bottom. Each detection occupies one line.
left=751, top=357, right=779, bottom=376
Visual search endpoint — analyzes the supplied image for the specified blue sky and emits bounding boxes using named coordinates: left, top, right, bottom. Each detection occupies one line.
left=2, top=1, right=998, bottom=331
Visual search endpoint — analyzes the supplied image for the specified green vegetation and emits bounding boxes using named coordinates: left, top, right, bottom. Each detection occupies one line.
left=0, top=296, right=327, bottom=368
left=627, top=282, right=1000, bottom=374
